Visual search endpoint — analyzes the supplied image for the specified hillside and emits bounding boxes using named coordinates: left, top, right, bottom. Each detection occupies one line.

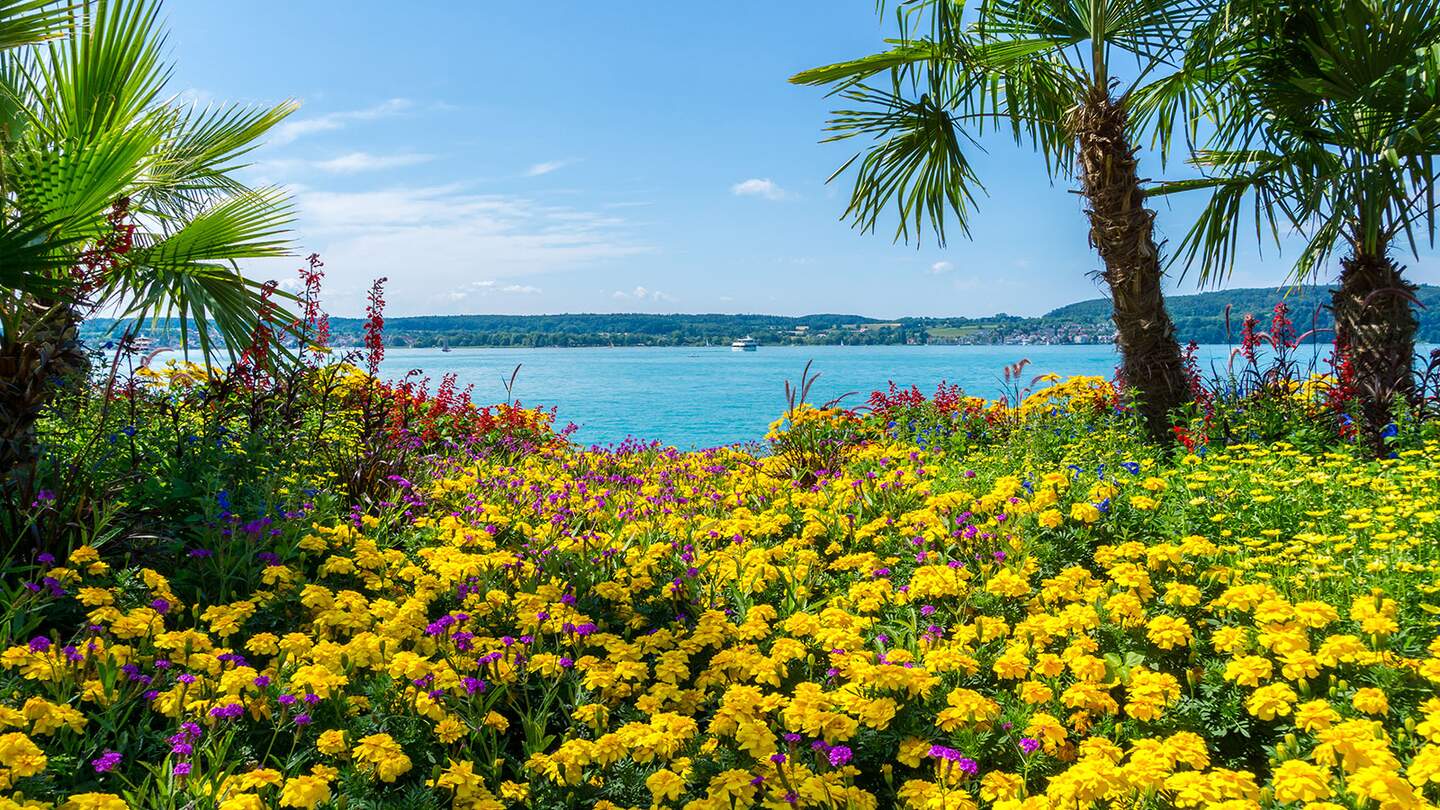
left=80, top=285, right=1440, bottom=348
left=1045, top=284, right=1440, bottom=344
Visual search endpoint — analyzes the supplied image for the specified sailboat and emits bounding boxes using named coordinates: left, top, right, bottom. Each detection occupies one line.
left=440, top=336, right=452, bottom=353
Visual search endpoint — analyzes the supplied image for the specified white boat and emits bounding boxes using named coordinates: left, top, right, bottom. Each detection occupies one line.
left=440, top=336, right=452, bottom=353
left=731, top=336, right=758, bottom=352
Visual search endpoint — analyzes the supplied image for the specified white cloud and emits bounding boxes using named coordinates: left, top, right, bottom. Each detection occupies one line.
left=271, top=98, right=413, bottom=145
left=731, top=178, right=786, bottom=201
left=279, top=184, right=650, bottom=315
left=526, top=159, right=576, bottom=177
left=929, top=261, right=954, bottom=274
left=611, top=286, right=674, bottom=303
left=444, top=280, right=542, bottom=302
left=313, top=152, right=433, bottom=173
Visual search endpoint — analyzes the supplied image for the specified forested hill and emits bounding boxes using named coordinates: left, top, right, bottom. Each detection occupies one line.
left=81, top=285, right=1440, bottom=348
left=1044, top=284, right=1440, bottom=344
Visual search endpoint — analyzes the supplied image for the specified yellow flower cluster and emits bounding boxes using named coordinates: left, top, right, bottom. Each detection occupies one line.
left=3, top=386, right=1439, bottom=808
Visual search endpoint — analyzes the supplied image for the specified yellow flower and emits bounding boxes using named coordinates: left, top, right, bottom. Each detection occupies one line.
left=1271, top=759, right=1331, bottom=803
left=59, top=795, right=128, bottom=810
left=316, top=729, right=347, bottom=756
left=279, top=775, right=332, bottom=809
left=1409, top=744, right=1440, bottom=786
left=646, top=768, right=686, bottom=802
left=352, top=732, right=413, bottom=782
left=0, top=732, right=47, bottom=777
left=1351, top=688, right=1388, bottom=716
left=1038, top=509, right=1063, bottom=529
left=1070, top=502, right=1101, bottom=524
left=1145, top=615, right=1192, bottom=650
left=1247, top=683, right=1297, bottom=720
left=1224, top=655, right=1272, bottom=687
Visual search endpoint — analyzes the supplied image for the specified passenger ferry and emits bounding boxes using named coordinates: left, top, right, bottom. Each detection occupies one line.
left=730, top=336, right=758, bottom=352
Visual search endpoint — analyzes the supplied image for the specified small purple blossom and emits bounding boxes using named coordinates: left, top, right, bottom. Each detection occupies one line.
left=92, top=750, right=122, bottom=773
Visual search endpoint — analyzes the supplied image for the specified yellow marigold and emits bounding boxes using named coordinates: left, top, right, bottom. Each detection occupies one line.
left=1038, top=509, right=1063, bottom=529
left=1295, top=700, right=1341, bottom=733
left=986, top=569, right=1030, bottom=598
left=316, top=729, right=347, bottom=756
left=1070, top=502, right=1101, bottom=524
left=1271, top=759, right=1331, bottom=803
left=58, top=795, right=127, bottom=810
left=1223, top=655, right=1272, bottom=687
left=431, top=759, right=485, bottom=798
left=1146, top=615, right=1193, bottom=650
left=218, top=795, right=265, bottom=810
left=1409, top=744, right=1440, bottom=787
left=279, top=775, right=332, bottom=809
left=352, top=732, right=413, bottom=782
left=1351, top=688, right=1388, bottom=716
left=646, top=768, right=686, bottom=802
left=0, top=731, right=47, bottom=777
left=1246, top=683, right=1298, bottom=721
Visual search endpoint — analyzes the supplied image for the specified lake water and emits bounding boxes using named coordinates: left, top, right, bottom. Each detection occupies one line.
left=374, top=342, right=1364, bottom=448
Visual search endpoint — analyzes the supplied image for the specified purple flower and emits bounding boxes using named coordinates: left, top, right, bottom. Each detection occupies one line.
left=294, top=713, right=312, bottom=726
left=209, top=703, right=245, bottom=719
left=920, top=604, right=936, bottom=617
left=27, top=636, right=50, bottom=653
left=253, top=675, right=271, bottom=688
left=92, top=750, right=122, bottom=773
left=1020, top=737, right=1041, bottom=755
left=770, top=753, right=787, bottom=765
left=828, top=746, right=853, bottom=767
left=930, top=744, right=961, bottom=761
left=172, top=762, right=191, bottom=777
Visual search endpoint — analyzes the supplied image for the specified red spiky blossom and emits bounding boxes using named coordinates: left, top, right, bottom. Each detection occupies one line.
left=364, top=277, right=388, bottom=378
left=1238, top=313, right=1261, bottom=363
left=293, top=253, right=330, bottom=361
left=1270, top=302, right=1296, bottom=350
left=235, top=281, right=282, bottom=390
left=72, top=198, right=137, bottom=298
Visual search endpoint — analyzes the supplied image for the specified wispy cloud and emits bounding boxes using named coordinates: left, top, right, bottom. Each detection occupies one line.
left=526, top=159, right=577, bottom=177
left=283, top=184, right=650, bottom=315
left=731, top=178, right=787, bottom=201
left=929, top=261, right=954, bottom=274
left=312, top=151, right=433, bottom=173
left=271, top=98, right=413, bottom=145
left=445, top=280, right=543, bottom=301
left=611, top=286, right=675, bottom=303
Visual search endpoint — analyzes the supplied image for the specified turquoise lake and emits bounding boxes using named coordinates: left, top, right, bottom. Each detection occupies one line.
left=374, top=343, right=1385, bottom=448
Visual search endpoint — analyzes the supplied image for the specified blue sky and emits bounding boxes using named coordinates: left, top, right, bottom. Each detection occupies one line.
left=165, top=1, right=1439, bottom=318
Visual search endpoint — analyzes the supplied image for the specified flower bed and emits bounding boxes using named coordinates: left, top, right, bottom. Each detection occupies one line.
left=3, top=373, right=1439, bottom=808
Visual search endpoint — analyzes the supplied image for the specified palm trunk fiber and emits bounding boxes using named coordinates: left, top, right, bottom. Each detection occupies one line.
left=1332, top=253, right=1417, bottom=453
left=1073, top=86, right=1188, bottom=441
left=0, top=302, right=88, bottom=489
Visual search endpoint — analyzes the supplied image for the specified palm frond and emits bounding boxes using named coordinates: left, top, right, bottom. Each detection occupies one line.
left=0, top=0, right=76, bottom=51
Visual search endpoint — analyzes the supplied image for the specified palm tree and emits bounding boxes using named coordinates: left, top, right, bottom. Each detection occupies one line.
left=0, top=1, right=73, bottom=52
left=1159, top=0, right=1440, bottom=450
left=791, top=0, right=1215, bottom=439
left=0, top=0, right=298, bottom=485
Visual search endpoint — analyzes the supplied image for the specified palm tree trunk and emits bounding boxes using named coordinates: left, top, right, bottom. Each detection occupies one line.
left=0, top=300, right=88, bottom=489
left=1072, top=86, right=1189, bottom=441
left=1332, top=252, right=1416, bottom=452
